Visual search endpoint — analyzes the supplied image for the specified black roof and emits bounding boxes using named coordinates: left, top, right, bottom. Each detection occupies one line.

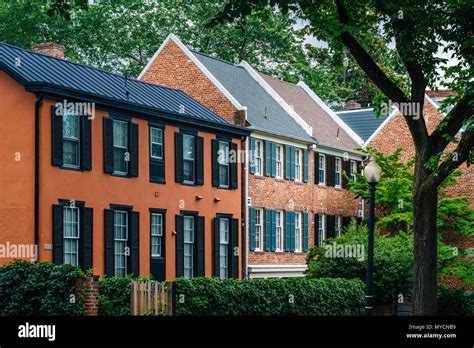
left=0, top=42, right=248, bottom=135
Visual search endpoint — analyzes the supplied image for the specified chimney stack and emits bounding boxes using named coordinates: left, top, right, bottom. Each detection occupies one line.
left=344, top=97, right=361, bottom=110
left=32, top=42, right=65, bottom=59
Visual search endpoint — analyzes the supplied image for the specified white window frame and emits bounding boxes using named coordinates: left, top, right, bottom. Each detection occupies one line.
left=150, top=127, right=163, bottom=160
left=218, top=141, right=230, bottom=188
left=295, top=149, right=303, bottom=182
left=350, top=160, right=357, bottom=182
left=113, top=120, right=129, bottom=175
left=335, top=157, right=342, bottom=188
left=114, top=210, right=128, bottom=277
left=63, top=206, right=80, bottom=266
left=254, top=208, right=263, bottom=251
left=275, top=210, right=284, bottom=252
left=335, top=216, right=342, bottom=237
left=318, top=214, right=325, bottom=247
left=254, top=140, right=263, bottom=175
left=183, top=216, right=195, bottom=279
left=62, top=113, right=81, bottom=169
left=151, top=213, right=163, bottom=258
left=318, top=154, right=326, bottom=185
left=295, top=212, right=302, bottom=252
left=183, top=134, right=195, bottom=184
left=219, top=218, right=229, bottom=279
left=275, top=144, right=284, bottom=179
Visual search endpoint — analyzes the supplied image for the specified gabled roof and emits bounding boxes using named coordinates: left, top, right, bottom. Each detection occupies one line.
left=190, top=51, right=316, bottom=144
left=0, top=42, right=246, bottom=132
left=335, top=108, right=389, bottom=142
left=259, top=75, right=363, bottom=150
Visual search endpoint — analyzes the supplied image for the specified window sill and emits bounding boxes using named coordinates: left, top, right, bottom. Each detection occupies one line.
left=275, top=178, right=285, bottom=182
left=318, top=183, right=326, bottom=187
left=60, top=165, right=82, bottom=172
left=253, top=175, right=265, bottom=180
left=150, top=178, right=166, bottom=184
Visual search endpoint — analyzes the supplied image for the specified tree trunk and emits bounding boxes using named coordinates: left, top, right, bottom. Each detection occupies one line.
left=412, top=162, right=439, bottom=315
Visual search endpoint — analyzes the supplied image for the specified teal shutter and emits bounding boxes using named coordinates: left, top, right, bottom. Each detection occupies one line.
left=271, top=143, right=277, bottom=177
left=271, top=210, right=277, bottom=252
left=265, top=209, right=272, bottom=251
left=265, top=141, right=271, bottom=176
left=303, top=149, right=308, bottom=182
left=285, top=211, right=291, bottom=251
left=249, top=208, right=256, bottom=251
left=285, top=146, right=291, bottom=179
left=290, top=147, right=296, bottom=180
left=290, top=212, right=296, bottom=251
left=303, top=212, right=308, bottom=251
left=250, top=138, right=256, bottom=174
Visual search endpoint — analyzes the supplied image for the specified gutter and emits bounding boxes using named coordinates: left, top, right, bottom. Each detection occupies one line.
left=34, top=93, right=44, bottom=262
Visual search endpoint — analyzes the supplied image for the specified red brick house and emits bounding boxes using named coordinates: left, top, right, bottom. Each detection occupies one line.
left=139, top=34, right=365, bottom=278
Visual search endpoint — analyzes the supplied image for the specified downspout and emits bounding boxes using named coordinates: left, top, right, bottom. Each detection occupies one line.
left=244, top=136, right=249, bottom=278
left=34, top=93, right=44, bottom=263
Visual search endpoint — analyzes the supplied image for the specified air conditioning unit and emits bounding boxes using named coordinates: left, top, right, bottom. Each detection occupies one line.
left=357, top=209, right=364, bottom=218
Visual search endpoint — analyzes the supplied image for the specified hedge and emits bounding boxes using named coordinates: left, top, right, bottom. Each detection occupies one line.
left=437, top=287, right=474, bottom=316
left=0, top=260, right=84, bottom=315
left=98, top=276, right=133, bottom=316
left=173, top=277, right=364, bottom=316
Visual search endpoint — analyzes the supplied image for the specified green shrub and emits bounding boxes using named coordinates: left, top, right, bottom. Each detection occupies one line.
left=98, top=276, right=133, bottom=316
left=173, top=277, right=364, bottom=316
left=0, top=260, right=84, bottom=315
left=438, top=287, right=474, bottom=316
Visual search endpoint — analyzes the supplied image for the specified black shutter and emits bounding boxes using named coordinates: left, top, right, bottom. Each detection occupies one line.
left=82, top=117, right=92, bottom=171
left=104, top=209, right=115, bottom=276
left=327, top=215, right=336, bottom=239
left=130, top=211, right=140, bottom=276
left=342, top=216, right=351, bottom=232
left=211, top=139, right=219, bottom=187
left=196, top=136, right=204, bottom=185
left=314, top=152, right=320, bottom=184
left=130, top=122, right=139, bottom=177
left=230, top=142, right=238, bottom=189
left=230, top=218, right=239, bottom=278
left=342, top=160, right=350, bottom=188
left=103, top=118, right=114, bottom=174
left=314, top=214, right=319, bottom=247
left=174, top=133, right=184, bottom=183
left=52, top=204, right=64, bottom=264
left=213, top=218, right=220, bottom=277
left=175, top=215, right=184, bottom=277
left=327, top=155, right=335, bottom=187
left=81, top=207, right=93, bottom=271
left=196, top=216, right=205, bottom=276
left=303, top=149, right=308, bottom=182
left=51, top=106, right=63, bottom=167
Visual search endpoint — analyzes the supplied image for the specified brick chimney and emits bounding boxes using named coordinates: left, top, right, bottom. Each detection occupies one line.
left=344, top=97, right=361, bottom=110
left=32, top=42, right=65, bottom=59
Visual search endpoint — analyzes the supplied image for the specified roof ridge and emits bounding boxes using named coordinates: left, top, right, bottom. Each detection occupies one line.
left=259, top=72, right=299, bottom=88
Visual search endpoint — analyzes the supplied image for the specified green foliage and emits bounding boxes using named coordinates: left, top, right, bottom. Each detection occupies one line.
left=173, top=277, right=364, bottom=316
left=305, top=221, right=457, bottom=304
left=437, top=287, right=474, bottom=316
left=98, top=276, right=133, bottom=316
left=0, top=260, right=84, bottom=315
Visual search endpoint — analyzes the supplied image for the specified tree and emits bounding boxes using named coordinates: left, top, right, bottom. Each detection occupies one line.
left=214, top=0, right=474, bottom=315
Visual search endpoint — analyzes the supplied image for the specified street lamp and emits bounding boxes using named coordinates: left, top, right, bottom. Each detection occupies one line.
left=363, top=157, right=382, bottom=316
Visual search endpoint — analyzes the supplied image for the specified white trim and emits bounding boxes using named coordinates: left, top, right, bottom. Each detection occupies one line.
left=335, top=107, right=375, bottom=114
left=363, top=107, right=399, bottom=147
left=251, top=131, right=309, bottom=150
left=297, top=81, right=364, bottom=146
left=247, top=264, right=307, bottom=278
left=239, top=60, right=313, bottom=136
left=138, top=33, right=247, bottom=115
left=425, top=94, right=446, bottom=115
left=315, top=146, right=363, bottom=161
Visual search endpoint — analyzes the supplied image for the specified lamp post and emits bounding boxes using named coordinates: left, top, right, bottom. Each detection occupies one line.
left=363, top=157, right=382, bottom=316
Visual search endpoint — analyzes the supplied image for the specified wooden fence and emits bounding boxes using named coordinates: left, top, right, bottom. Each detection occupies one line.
left=131, top=280, right=173, bottom=316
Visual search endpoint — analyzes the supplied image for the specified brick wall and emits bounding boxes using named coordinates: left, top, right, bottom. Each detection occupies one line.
left=75, top=275, right=99, bottom=316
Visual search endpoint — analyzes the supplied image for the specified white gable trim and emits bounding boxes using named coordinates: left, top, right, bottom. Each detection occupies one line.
left=297, top=81, right=365, bottom=146
left=238, top=60, right=313, bottom=136
left=363, top=108, right=399, bottom=147
left=137, top=33, right=247, bottom=115
left=425, top=93, right=445, bottom=115
left=251, top=131, right=311, bottom=150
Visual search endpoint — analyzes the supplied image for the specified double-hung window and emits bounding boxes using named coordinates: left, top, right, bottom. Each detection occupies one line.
left=183, top=134, right=195, bottom=184
left=183, top=216, right=195, bottom=279
left=113, top=120, right=128, bottom=175
left=335, top=157, right=342, bottom=187
left=318, top=154, right=326, bottom=184
left=218, top=141, right=230, bottom=188
left=219, top=218, right=229, bottom=279
left=275, top=210, right=284, bottom=251
left=151, top=213, right=163, bottom=258
left=63, top=114, right=80, bottom=168
left=350, top=160, right=357, bottom=182
left=335, top=216, right=342, bottom=237
left=276, top=145, right=283, bottom=178
left=114, top=210, right=128, bottom=277
left=295, top=212, right=302, bottom=252
left=150, top=127, right=163, bottom=160
left=318, top=214, right=325, bottom=247
left=254, top=208, right=263, bottom=251
left=295, top=149, right=302, bottom=181
left=63, top=206, right=80, bottom=266
left=255, top=140, right=263, bottom=175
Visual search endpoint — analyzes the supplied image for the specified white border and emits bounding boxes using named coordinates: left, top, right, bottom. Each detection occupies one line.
left=138, top=33, right=247, bottom=115
left=297, top=81, right=365, bottom=146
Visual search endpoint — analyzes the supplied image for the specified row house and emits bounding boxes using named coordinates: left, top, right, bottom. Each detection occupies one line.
left=139, top=34, right=365, bottom=278
left=0, top=42, right=250, bottom=280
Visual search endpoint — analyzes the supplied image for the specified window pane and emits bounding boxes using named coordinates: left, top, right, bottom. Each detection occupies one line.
left=151, top=128, right=163, bottom=159
left=219, top=219, right=229, bottom=244
left=113, top=121, right=127, bottom=147
left=183, top=135, right=194, bottom=160
left=113, top=147, right=127, bottom=173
